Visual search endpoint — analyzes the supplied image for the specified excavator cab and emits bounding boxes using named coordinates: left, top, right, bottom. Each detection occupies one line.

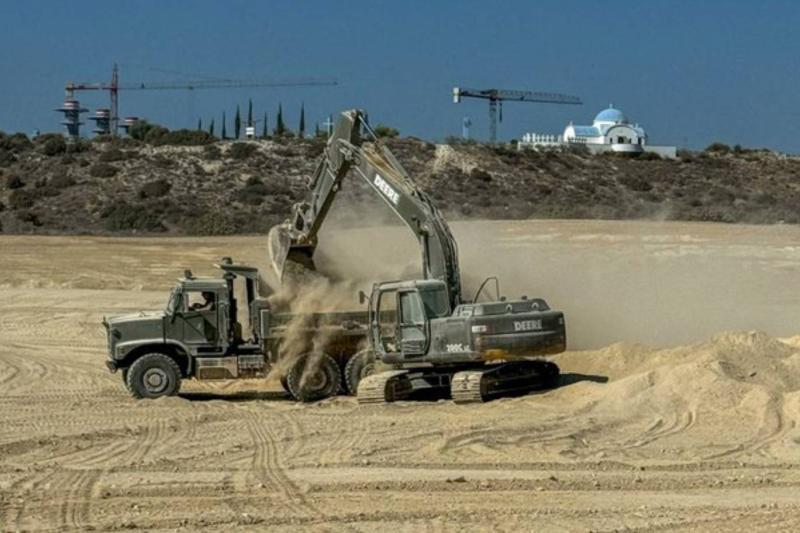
left=369, top=279, right=451, bottom=363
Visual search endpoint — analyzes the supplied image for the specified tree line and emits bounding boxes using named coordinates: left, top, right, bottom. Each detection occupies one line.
left=196, top=100, right=320, bottom=140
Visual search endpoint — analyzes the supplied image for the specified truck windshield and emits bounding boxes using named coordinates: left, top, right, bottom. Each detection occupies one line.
left=166, top=288, right=181, bottom=314
left=419, top=286, right=450, bottom=318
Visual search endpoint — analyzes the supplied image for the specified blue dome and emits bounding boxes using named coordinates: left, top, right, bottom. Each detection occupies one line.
left=594, top=106, right=627, bottom=123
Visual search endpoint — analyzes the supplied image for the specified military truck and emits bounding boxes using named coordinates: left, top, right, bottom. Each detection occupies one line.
left=103, top=258, right=372, bottom=401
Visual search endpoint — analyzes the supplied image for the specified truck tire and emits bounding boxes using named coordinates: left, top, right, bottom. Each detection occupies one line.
left=126, top=353, right=182, bottom=399
left=279, top=375, right=292, bottom=396
left=344, top=349, right=375, bottom=395
left=286, top=353, right=341, bottom=402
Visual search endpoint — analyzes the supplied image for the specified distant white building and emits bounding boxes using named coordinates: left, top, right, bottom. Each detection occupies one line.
left=520, top=105, right=676, bottom=158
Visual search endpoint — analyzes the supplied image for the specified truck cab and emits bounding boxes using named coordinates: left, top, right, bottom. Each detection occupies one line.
left=103, top=259, right=270, bottom=398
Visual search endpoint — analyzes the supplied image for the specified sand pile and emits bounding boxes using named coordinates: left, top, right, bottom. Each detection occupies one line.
left=552, top=331, right=800, bottom=462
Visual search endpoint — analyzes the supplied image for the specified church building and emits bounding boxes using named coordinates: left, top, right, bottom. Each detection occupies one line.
left=520, top=105, right=676, bottom=158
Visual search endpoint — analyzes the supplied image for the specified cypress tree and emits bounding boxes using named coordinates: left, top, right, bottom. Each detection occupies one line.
left=262, top=112, right=268, bottom=138
left=298, top=102, right=305, bottom=138
left=247, top=99, right=253, bottom=126
left=221, top=112, right=227, bottom=140
left=234, top=105, right=241, bottom=139
left=209, top=119, right=215, bottom=137
left=314, top=122, right=320, bottom=137
left=275, top=103, right=285, bottom=135
left=197, top=118, right=202, bottom=131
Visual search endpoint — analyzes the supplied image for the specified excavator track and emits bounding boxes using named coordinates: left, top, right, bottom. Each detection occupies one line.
left=357, top=370, right=413, bottom=404
left=451, top=360, right=560, bottom=404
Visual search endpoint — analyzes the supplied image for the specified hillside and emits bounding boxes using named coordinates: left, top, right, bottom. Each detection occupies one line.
left=1, top=131, right=799, bottom=234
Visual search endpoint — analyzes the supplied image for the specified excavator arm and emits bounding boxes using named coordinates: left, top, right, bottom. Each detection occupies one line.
left=268, top=109, right=462, bottom=308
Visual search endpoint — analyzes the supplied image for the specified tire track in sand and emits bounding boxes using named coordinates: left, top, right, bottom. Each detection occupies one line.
left=241, top=408, right=328, bottom=524
left=55, top=468, right=101, bottom=532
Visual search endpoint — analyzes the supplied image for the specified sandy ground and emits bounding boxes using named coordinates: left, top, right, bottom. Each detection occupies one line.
left=2, top=219, right=800, bottom=532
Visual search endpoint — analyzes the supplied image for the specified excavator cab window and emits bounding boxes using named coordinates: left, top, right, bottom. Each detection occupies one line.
left=419, top=285, right=451, bottom=319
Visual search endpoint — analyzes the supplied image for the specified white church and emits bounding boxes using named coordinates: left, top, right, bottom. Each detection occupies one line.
left=519, top=105, right=676, bottom=158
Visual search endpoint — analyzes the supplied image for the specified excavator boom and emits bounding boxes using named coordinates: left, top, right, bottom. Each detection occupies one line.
left=268, top=109, right=462, bottom=307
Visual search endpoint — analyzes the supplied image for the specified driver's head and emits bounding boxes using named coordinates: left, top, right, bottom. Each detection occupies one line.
left=201, top=291, right=214, bottom=302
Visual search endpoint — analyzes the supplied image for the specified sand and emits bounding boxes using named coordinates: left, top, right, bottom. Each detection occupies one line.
left=1, top=219, right=800, bottom=532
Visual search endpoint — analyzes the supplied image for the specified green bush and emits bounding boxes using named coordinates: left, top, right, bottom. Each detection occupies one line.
left=144, top=127, right=215, bottom=146
left=677, top=149, right=694, bottom=163
left=89, top=163, right=119, bottom=178
left=0, top=132, right=32, bottom=153
left=101, top=201, right=166, bottom=232
left=469, top=168, right=492, bottom=182
left=181, top=211, right=237, bottom=235
left=16, top=210, right=42, bottom=226
left=0, top=149, right=16, bottom=167
left=128, top=120, right=158, bottom=141
left=6, top=174, right=24, bottom=189
left=705, top=142, right=731, bottom=153
left=9, top=188, right=37, bottom=209
left=99, top=148, right=126, bottom=162
left=637, top=151, right=662, bottom=161
left=139, top=178, right=172, bottom=199
left=49, top=173, right=76, bottom=189
left=235, top=176, right=273, bottom=205
left=229, top=142, right=257, bottom=160
left=373, top=124, right=399, bottom=138
left=618, top=174, right=653, bottom=192
left=203, top=144, right=221, bottom=160
left=37, top=134, right=67, bottom=156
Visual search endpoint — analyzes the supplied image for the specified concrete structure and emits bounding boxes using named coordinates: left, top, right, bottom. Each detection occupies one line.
left=520, top=105, right=676, bottom=158
left=56, top=98, right=88, bottom=138
left=89, top=108, right=111, bottom=136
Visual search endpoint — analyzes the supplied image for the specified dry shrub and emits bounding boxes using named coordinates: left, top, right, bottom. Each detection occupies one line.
left=139, top=178, right=172, bottom=199
left=229, top=142, right=258, bottom=160
left=89, top=163, right=118, bottom=178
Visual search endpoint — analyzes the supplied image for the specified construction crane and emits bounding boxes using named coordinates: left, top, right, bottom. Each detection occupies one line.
left=452, top=87, right=581, bottom=143
left=63, top=63, right=338, bottom=136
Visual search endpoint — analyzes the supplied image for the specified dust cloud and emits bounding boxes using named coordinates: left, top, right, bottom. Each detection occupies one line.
left=310, top=218, right=800, bottom=350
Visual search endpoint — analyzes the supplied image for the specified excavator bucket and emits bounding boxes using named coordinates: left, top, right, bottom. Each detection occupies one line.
left=267, top=223, right=316, bottom=281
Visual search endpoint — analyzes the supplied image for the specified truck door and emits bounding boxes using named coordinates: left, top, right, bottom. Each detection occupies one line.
left=398, top=291, right=427, bottom=357
left=178, top=290, right=221, bottom=349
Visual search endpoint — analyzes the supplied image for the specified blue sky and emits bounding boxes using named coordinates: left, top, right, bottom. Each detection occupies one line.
left=1, top=1, right=798, bottom=152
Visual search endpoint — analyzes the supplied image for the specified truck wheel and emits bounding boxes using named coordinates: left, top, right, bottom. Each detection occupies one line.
left=279, top=375, right=292, bottom=396
left=344, top=350, right=375, bottom=395
left=126, top=353, right=182, bottom=399
left=286, top=353, right=341, bottom=402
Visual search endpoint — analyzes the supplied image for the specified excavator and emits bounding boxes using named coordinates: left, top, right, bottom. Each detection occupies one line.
left=268, top=109, right=566, bottom=403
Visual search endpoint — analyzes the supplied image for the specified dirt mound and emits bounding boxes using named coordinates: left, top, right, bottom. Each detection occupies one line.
left=551, top=331, right=800, bottom=462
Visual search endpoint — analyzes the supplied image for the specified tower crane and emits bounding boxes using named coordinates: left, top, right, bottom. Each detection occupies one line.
left=452, top=87, right=581, bottom=143
left=63, top=63, right=337, bottom=136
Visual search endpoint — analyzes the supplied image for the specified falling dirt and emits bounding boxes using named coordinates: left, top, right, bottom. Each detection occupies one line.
left=2, top=219, right=800, bottom=531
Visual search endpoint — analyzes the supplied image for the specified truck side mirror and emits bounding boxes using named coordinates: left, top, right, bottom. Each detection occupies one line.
left=358, top=290, right=368, bottom=305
